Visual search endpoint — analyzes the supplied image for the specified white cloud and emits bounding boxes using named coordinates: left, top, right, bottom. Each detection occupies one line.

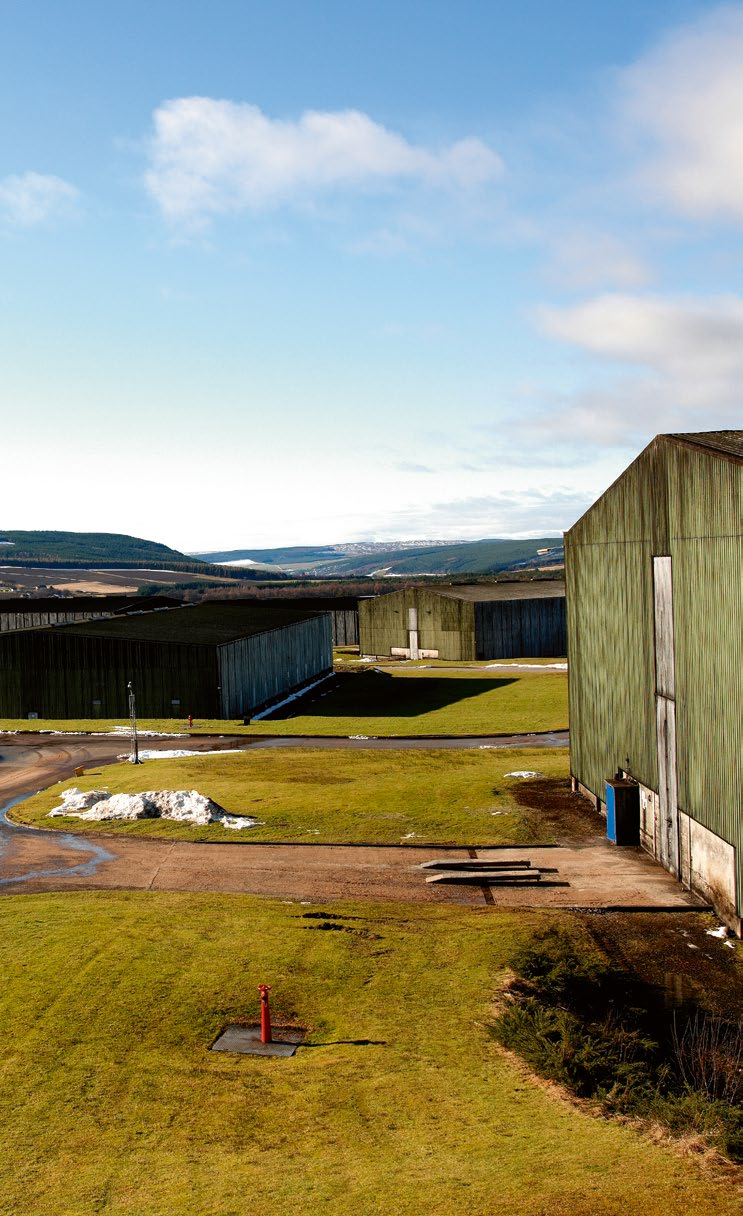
left=144, top=97, right=503, bottom=224
left=0, top=172, right=79, bottom=226
left=535, top=291, right=743, bottom=443
left=545, top=232, right=650, bottom=289
left=541, top=292, right=743, bottom=374
left=367, top=489, right=586, bottom=539
left=620, top=6, right=743, bottom=221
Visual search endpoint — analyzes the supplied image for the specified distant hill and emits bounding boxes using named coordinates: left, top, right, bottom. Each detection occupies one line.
left=195, top=537, right=564, bottom=577
left=0, top=530, right=287, bottom=582
left=0, top=530, right=193, bottom=566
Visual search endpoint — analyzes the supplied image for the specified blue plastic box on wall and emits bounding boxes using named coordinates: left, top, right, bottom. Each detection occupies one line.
left=605, top=779, right=641, bottom=845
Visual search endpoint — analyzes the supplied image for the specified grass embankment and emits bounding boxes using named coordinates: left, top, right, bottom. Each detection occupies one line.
left=0, top=892, right=738, bottom=1216
left=13, top=747, right=575, bottom=844
left=0, top=668, right=568, bottom=738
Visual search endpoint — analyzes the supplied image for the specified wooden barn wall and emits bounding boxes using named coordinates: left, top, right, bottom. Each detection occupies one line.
left=0, top=632, right=220, bottom=718
left=358, top=589, right=474, bottom=659
left=473, top=597, right=566, bottom=659
left=566, top=438, right=743, bottom=914
left=218, top=613, right=333, bottom=717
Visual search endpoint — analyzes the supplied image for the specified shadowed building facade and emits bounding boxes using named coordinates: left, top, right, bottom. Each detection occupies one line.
left=565, top=430, right=743, bottom=934
left=0, top=603, right=332, bottom=720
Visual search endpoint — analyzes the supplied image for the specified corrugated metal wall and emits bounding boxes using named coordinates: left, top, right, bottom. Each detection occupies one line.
left=0, top=609, right=112, bottom=632
left=0, top=614, right=333, bottom=719
left=218, top=614, right=333, bottom=716
left=359, top=589, right=474, bottom=659
left=474, top=598, right=566, bottom=659
left=360, top=588, right=565, bottom=659
left=566, top=436, right=743, bottom=915
left=0, top=631, right=220, bottom=718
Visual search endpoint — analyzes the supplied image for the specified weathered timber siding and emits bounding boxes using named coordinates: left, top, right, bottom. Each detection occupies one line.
left=566, top=435, right=743, bottom=919
left=473, top=597, right=566, bottom=659
left=359, top=589, right=474, bottom=659
left=218, top=613, right=333, bottom=716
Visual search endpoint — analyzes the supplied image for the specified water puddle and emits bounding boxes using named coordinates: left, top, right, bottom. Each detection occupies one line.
left=0, top=791, right=115, bottom=886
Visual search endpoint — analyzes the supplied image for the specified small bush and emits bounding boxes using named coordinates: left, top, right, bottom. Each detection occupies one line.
left=493, top=927, right=743, bottom=1160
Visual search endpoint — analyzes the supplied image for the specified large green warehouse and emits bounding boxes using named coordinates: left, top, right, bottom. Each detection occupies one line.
left=565, top=430, right=743, bottom=934
left=0, top=603, right=332, bottom=720
left=359, top=582, right=566, bottom=660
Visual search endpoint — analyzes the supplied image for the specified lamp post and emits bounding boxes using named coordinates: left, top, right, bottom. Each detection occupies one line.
left=127, top=680, right=141, bottom=764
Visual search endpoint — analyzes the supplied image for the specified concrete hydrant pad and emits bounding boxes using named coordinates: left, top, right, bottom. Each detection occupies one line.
left=211, top=1023, right=306, bottom=1058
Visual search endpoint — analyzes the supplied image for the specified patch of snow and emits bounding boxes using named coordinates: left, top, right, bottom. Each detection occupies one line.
left=110, top=726, right=184, bottom=737
left=724, top=940, right=736, bottom=949
left=486, top=662, right=568, bottom=671
left=686, top=943, right=700, bottom=950
left=48, top=787, right=261, bottom=829
left=349, top=734, right=370, bottom=740
left=504, top=771, right=544, bottom=779
left=251, top=674, right=333, bottom=720
left=705, top=924, right=730, bottom=940
left=490, top=811, right=506, bottom=816
left=120, top=748, right=241, bottom=760
left=401, top=832, right=417, bottom=839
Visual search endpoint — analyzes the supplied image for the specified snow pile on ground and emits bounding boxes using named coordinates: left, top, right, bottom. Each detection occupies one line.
left=486, top=662, right=568, bottom=671
left=504, top=770, right=544, bottom=779
left=110, top=727, right=184, bottom=737
left=117, top=748, right=241, bottom=761
left=252, top=674, right=333, bottom=720
left=48, top=787, right=261, bottom=829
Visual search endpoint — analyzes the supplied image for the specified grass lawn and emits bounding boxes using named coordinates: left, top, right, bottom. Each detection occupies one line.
left=0, top=892, right=737, bottom=1216
left=0, top=668, right=568, bottom=738
left=12, top=747, right=576, bottom=844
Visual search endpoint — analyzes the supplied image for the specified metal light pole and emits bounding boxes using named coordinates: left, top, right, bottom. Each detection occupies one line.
left=127, top=680, right=141, bottom=764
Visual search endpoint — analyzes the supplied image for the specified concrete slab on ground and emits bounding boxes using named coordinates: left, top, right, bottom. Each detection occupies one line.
left=211, top=1024, right=306, bottom=1058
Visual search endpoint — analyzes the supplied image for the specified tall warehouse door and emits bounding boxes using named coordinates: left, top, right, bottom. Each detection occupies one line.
left=653, top=556, right=679, bottom=877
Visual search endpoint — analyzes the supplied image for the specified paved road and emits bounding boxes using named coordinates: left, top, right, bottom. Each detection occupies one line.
left=0, top=731, right=705, bottom=913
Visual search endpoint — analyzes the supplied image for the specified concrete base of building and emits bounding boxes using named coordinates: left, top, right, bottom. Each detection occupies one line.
left=570, top=773, right=742, bottom=937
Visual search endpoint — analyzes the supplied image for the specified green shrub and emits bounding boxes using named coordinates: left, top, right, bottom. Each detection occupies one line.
left=493, top=927, right=743, bottom=1160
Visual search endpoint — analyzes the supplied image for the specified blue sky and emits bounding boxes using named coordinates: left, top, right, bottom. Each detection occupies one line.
left=1, top=1, right=741, bottom=551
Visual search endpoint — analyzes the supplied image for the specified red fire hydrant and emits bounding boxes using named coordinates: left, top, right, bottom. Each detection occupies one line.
left=258, top=984, right=272, bottom=1044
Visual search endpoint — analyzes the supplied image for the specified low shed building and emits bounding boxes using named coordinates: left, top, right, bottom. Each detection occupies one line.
left=359, top=582, right=566, bottom=660
left=222, top=597, right=363, bottom=646
left=0, top=603, right=332, bottom=720
left=565, top=430, right=743, bottom=934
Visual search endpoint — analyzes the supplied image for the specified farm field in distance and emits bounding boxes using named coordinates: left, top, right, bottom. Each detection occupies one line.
left=12, top=747, right=577, bottom=844
left=0, top=667, right=568, bottom=738
left=0, top=891, right=738, bottom=1216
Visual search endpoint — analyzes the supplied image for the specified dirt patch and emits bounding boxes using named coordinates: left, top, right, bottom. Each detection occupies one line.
left=582, top=911, right=743, bottom=1022
left=510, top=777, right=604, bottom=844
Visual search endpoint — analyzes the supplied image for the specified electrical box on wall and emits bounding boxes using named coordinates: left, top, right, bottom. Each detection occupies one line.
left=605, top=780, right=640, bottom=845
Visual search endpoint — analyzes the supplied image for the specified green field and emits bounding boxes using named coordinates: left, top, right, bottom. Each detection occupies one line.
left=12, top=747, right=575, bottom=844
left=0, top=668, right=568, bottom=739
left=0, top=892, right=736, bottom=1216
